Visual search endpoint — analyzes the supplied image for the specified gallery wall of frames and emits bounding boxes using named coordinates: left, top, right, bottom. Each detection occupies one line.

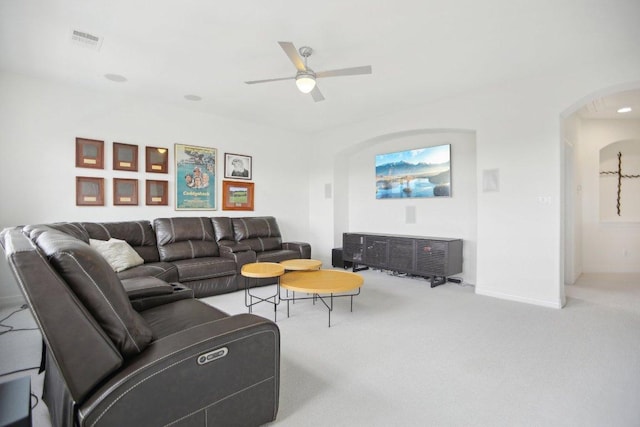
left=75, top=137, right=255, bottom=211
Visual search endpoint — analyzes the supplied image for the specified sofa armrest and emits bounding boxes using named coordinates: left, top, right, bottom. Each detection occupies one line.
left=120, top=276, right=174, bottom=299
left=218, top=240, right=252, bottom=254
left=220, top=249, right=257, bottom=273
left=129, top=284, right=195, bottom=312
left=78, top=313, right=280, bottom=427
left=283, top=241, right=311, bottom=259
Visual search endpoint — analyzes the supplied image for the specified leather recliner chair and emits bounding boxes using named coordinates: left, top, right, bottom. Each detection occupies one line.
left=1, top=226, right=280, bottom=427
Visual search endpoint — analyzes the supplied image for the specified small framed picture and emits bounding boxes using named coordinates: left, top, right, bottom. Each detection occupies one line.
left=113, top=178, right=138, bottom=205
left=146, top=180, right=168, bottom=205
left=76, top=176, right=104, bottom=206
left=222, top=180, right=254, bottom=211
left=113, top=143, right=138, bottom=171
left=146, top=146, right=169, bottom=173
left=224, top=153, right=252, bottom=180
left=76, top=138, right=104, bottom=169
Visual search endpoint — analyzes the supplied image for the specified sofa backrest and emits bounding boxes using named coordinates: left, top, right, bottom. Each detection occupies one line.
left=0, top=228, right=127, bottom=403
left=231, top=217, right=283, bottom=253
left=35, top=229, right=154, bottom=357
left=154, top=217, right=220, bottom=261
left=210, top=216, right=235, bottom=246
left=23, top=222, right=90, bottom=243
left=82, top=220, right=160, bottom=263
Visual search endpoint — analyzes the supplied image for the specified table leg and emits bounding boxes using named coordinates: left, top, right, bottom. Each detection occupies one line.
left=244, top=276, right=280, bottom=322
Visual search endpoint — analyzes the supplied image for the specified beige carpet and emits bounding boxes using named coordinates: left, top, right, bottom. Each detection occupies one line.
left=1, top=271, right=639, bottom=426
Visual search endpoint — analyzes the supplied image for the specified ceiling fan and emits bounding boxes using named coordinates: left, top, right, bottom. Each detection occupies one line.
left=244, top=41, right=372, bottom=102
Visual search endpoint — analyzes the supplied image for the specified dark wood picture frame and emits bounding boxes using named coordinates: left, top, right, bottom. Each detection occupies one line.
left=146, top=146, right=169, bottom=173
left=76, top=138, right=104, bottom=169
left=222, top=180, right=254, bottom=211
left=224, top=153, right=252, bottom=180
left=146, top=180, right=168, bottom=205
left=76, top=176, right=104, bottom=206
left=113, top=178, right=138, bottom=206
left=113, top=142, right=138, bottom=171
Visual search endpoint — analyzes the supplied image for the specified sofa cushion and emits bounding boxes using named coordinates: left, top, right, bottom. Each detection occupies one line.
left=140, top=298, right=229, bottom=339
left=232, top=217, right=282, bottom=252
left=90, top=238, right=145, bottom=272
left=210, top=217, right=235, bottom=242
left=154, top=217, right=220, bottom=262
left=36, top=230, right=154, bottom=358
left=83, top=221, right=160, bottom=263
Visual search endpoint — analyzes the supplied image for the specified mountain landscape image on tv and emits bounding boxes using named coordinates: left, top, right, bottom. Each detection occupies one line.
left=375, top=144, right=451, bottom=199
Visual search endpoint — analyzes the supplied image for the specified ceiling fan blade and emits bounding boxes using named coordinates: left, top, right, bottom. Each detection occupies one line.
left=310, top=86, right=325, bottom=102
left=245, top=76, right=295, bottom=85
left=316, top=65, right=372, bottom=78
left=278, top=41, right=306, bottom=71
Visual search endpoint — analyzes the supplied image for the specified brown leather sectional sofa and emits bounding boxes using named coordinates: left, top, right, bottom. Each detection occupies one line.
left=38, top=216, right=310, bottom=298
left=0, top=216, right=310, bottom=427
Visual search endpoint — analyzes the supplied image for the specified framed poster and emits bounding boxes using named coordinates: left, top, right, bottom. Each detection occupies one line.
left=113, top=178, right=138, bottom=205
left=76, top=138, right=104, bottom=169
left=222, top=180, right=254, bottom=211
left=175, top=144, right=216, bottom=210
left=146, top=146, right=169, bottom=173
left=224, top=153, right=252, bottom=180
left=146, top=180, right=168, bottom=205
left=76, top=176, right=104, bottom=206
left=113, top=143, right=138, bottom=171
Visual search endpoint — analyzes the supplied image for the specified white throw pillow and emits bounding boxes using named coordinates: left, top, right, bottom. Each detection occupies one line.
left=90, top=238, right=145, bottom=272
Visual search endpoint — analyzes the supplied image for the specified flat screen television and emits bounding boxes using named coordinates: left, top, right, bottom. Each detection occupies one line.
left=375, top=144, right=451, bottom=199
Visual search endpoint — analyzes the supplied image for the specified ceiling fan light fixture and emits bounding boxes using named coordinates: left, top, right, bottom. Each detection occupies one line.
left=296, top=71, right=316, bottom=94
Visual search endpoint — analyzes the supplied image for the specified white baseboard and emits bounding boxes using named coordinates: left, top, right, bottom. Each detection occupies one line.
left=476, top=287, right=563, bottom=309
left=0, top=294, right=26, bottom=309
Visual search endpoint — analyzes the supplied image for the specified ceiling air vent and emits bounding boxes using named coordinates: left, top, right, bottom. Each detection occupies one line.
left=71, top=29, right=103, bottom=50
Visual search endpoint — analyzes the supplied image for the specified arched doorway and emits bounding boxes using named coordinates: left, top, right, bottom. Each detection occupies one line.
left=561, top=83, right=640, bottom=295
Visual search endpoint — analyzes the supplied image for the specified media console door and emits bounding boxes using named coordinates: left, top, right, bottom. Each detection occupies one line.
left=342, top=233, right=462, bottom=287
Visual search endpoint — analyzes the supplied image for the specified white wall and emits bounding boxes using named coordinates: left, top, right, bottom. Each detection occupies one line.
left=342, top=130, right=477, bottom=282
left=309, top=62, right=640, bottom=309
left=0, top=72, right=310, bottom=304
left=3, top=64, right=640, bottom=310
left=577, top=118, right=640, bottom=272
left=562, top=114, right=583, bottom=285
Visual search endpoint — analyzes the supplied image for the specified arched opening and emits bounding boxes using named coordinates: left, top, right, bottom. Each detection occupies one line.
left=332, top=128, right=478, bottom=285
left=561, top=83, right=640, bottom=296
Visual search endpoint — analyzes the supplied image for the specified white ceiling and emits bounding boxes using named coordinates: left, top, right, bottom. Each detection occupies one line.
left=1, top=0, right=639, bottom=133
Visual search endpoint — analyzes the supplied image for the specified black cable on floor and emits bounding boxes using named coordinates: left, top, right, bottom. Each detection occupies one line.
left=30, top=392, right=39, bottom=409
left=0, top=366, right=40, bottom=378
left=0, top=305, right=40, bottom=336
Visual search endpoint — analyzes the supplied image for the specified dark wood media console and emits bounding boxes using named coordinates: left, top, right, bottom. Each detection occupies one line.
left=342, top=232, right=463, bottom=287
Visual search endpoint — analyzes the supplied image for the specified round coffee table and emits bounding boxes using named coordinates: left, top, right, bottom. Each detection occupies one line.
left=279, top=270, right=364, bottom=327
left=241, top=262, right=285, bottom=321
left=280, top=259, right=322, bottom=271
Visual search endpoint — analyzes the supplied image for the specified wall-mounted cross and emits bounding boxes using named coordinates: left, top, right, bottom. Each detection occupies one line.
left=599, top=151, right=640, bottom=216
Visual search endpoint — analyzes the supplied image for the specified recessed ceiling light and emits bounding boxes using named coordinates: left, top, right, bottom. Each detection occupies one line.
left=184, top=94, right=202, bottom=101
left=104, top=73, right=127, bottom=83
left=617, top=107, right=632, bottom=113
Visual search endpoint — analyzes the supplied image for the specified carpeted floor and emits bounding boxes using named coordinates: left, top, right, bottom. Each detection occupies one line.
left=1, top=271, right=639, bottom=426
